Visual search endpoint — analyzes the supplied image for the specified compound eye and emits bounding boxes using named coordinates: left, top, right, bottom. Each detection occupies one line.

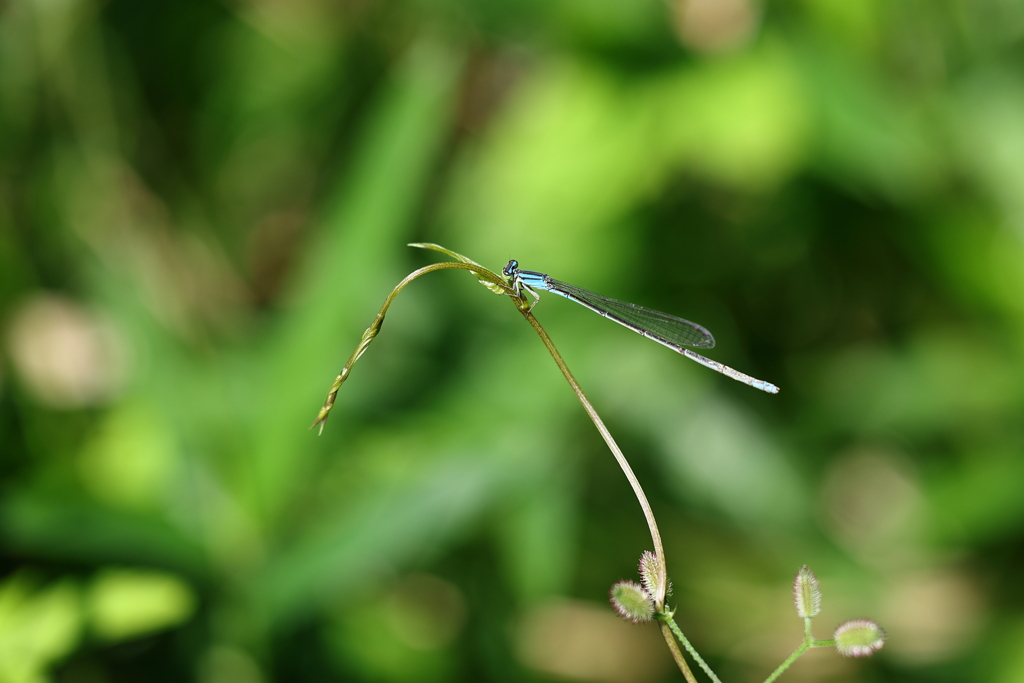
left=503, top=259, right=518, bottom=277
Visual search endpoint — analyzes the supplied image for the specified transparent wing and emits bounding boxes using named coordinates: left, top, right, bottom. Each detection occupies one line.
left=548, top=278, right=716, bottom=350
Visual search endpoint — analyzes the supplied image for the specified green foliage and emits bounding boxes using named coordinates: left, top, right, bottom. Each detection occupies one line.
left=2, top=0, right=1024, bottom=681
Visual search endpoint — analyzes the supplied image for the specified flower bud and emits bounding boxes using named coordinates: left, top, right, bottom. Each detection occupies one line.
left=834, top=618, right=886, bottom=657
left=639, top=551, right=666, bottom=600
left=610, top=581, right=654, bottom=623
left=792, top=565, right=821, bottom=618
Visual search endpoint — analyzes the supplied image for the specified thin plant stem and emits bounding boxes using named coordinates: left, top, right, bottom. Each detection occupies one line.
left=801, top=617, right=834, bottom=645
left=762, top=642, right=809, bottom=683
left=518, top=308, right=668, bottom=609
left=662, top=613, right=723, bottom=683
left=660, top=622, right=700, bottom=683
left=759, top=619, right=833, bottom=683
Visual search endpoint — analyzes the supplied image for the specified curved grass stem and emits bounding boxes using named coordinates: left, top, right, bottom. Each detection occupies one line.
left=518, top=308, right=668, bottom=609
left=311, top=260, right=511, bottom=433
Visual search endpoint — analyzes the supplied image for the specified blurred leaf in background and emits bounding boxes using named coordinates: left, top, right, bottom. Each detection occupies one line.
left=2, top=0, right=1024, bottom=681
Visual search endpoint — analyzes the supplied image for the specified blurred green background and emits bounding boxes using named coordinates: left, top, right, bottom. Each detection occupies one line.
left=2, top=0, right=1024, bottom=681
